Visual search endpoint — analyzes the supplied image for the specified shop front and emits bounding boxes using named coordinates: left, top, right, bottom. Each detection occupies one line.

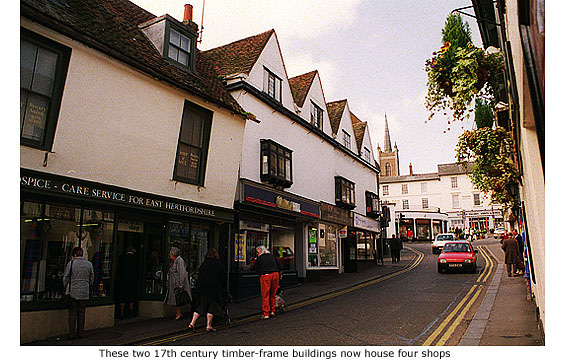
left=396, top=211, right=449, bottom=241
left=305, top=202, right=351, bottom=279
left=20, top=169, right=234, bottom=343
left=351, top=213, right=380, bottom=271
left=231, top=180, right=320, bottom=302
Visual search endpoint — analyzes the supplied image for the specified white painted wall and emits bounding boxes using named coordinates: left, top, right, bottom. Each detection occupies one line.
left=20, top=20, right=246, bottom=209
left=295, top=72, right=333, bottom=136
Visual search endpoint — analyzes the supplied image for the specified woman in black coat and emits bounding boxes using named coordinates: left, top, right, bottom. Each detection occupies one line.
left=187, top=248, right=226, bottom=332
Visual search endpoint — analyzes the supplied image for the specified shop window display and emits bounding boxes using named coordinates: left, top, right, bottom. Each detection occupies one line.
left=307, top=224, right=338, bottom=268
left=169, top=221, right=209, bottom=284
left=81, top=208, right=114, bottom=297
left=356, top=232, right=374, bottom=260
left=272, top=228, right=295, bottom=270
left=241, top=230, right=269, bottom=270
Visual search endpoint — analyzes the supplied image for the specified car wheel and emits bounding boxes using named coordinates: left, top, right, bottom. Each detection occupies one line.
left=437, top=266, right=443, bottom=273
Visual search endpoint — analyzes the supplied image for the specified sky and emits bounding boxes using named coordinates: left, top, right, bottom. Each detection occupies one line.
left=131, top=0, right=483, bottom=174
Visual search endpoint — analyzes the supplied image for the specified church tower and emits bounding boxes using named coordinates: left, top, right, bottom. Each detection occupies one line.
left=377, top=114, right=400, bottom=177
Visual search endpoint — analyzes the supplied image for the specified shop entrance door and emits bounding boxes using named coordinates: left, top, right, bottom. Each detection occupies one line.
left=342, top=235, right=357, bottom=273
left=114, top=229, right=143, bottom=318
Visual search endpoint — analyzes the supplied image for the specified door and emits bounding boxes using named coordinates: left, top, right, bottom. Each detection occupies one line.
left=114, top=229, right=143, bottom=318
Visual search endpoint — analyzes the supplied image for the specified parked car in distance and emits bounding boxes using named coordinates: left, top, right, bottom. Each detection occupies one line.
left=437, top=241, right=478, bottom=273
left=494, top=227, right=505, bottom=238
left=273, top=246, right=294, bottom=269
left=432, top=233, right=455, bottom=254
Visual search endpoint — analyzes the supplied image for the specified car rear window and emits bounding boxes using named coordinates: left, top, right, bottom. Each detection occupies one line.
left=437, top=235, right=454, bottom=241
left=443, top=243, right=470, bottom=252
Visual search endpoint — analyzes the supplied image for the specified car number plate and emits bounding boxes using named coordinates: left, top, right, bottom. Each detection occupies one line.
left=448, top=263, right=463, bottom=267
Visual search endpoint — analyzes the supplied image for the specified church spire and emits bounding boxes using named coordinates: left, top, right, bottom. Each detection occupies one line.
left=384, top=114, right=392, bottom=152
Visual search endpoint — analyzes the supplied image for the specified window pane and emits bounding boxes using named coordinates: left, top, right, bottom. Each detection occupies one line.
left=21, top=93, right=49, bottom=143
left=274, top=78, right=281, bottom=101
left=262, top=154, right=269, bottom=175
left=188, top=147, right=201, bottom=181
left=21, top=40, right=37, bottom=90
left=180, top=109, right=194, bottom=144
left=270, top=151, right=277, bottom=175
left=180, top=35, right=190, bottom=52
left=277, top=155, right=284, bottom=177
left=81, top=209, right=114, bottom=298
left=176, top=143, right=190, bottom=179
left=170, top=28, right=181, bottom=47
left=285, top=158, right=291, bottom=181
left=191, top=113, right=203, bottom=147
left=178, top=51, right=189, bottom=66
left=268, top=74, right=275, bottom=97
left=168, top=46, right=179, bottom=61
left=31, top=47, right=58, bottom=97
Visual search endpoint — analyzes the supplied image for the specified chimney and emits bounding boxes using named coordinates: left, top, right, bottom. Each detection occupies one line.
left=409, top=163, right=413, bottom=176
left=183, top=4, right=193, bottom=23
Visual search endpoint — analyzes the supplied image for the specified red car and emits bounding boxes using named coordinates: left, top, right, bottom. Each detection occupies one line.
left=437, top=241, right=478, bottom=273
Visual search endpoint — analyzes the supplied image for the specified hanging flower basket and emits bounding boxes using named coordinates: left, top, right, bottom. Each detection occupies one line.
left=425, top=42, right=504, bottom=122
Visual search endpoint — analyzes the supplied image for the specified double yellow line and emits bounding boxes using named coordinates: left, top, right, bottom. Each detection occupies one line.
left=140, top=248, right=425, bottom=346
left=422, top=245, right=493, bottom=346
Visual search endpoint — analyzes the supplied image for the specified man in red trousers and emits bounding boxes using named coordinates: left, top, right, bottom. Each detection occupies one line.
left=251, top=245, right=283, bottom=319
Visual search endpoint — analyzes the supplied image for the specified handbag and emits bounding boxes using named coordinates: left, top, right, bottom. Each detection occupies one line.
left=174, top=288, right=190, bottom=306
left=60, top=260, right=73, bottom=308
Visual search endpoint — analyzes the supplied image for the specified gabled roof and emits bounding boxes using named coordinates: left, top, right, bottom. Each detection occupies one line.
left=351, top=112, right=367, bottom=153
left=201, top=29, right=275, bottom=78
left=326, top=99, right=347, bottom=135
left=438, top=162, right=475, bottom=175
left=288, top=70, right=318, bottom=108
left=21, top=0, right=249, bottom=118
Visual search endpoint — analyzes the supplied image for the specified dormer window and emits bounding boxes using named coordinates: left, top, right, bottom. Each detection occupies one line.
left=139, top=15, right=197, bottom=72
left=168, top=28, right=191, bottom=67
left=310, top=101, right=323, bottom=130
left=263, top=67, right=282, bottom=102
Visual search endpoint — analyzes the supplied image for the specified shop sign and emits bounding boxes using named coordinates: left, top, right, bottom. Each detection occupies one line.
left=20, top=170, right=232, bottom=221
left=234, top=234, right=246, bottom=262
left=338, top=226, right=348, bottom=238
left=320, top=202, right=353, bottom=226
left=242, top=182, right=320, bottom=218
left=239, top=220, right=269, bottom=232
left=353, top=213, right=380, bottom=232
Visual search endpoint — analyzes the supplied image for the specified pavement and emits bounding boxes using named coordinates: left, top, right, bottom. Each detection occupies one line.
left=27, top=238, right=544, bottom=346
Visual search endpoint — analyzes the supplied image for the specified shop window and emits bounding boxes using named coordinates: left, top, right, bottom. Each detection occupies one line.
left=20, top=201, right=114, bottom=304
left=20, top=29, right=71, bottom=150
left=357, top=232, right=374, bottom=260
left=310, top=101, right=323, bottom=130
left=335, top=176, right=355, bottom=209
left=272, top=227, right=295, bottom=270
left=416, top=219, right=431, bottom=240
left=263, top=67, right=282, bottom=102
left=260, top=139, right=293, bottom=188
left=173, top=100, right=212, bottom=185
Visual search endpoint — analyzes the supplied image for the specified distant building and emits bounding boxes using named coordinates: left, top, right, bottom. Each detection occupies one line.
left=378, top=120, right=503, bottom=240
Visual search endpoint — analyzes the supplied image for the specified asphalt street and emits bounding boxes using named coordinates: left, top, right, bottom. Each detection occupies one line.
left=147, top=242, right=491, bottom=346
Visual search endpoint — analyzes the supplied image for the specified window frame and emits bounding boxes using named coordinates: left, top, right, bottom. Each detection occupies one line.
left=473, top=193, right=481, bottom=206
left=263, top=67, right=282, bottom=102
left=310, top=101, right=323, bottom=130
left=342, top=130, right=351, bottom=150
left=365, top=191, right=379, bottom=218
left=451, top=176, right=458, bottom=189
left=335, top=176, right=356, bottom=210
left=260, top=139, right=293, bottom=188
left=172, top=100, right=213, bottom=186
left=382, top=185, right=389, bottom=196
left=422, top=198, right=429, bottom=209
left=20, top=28, right=71, bottom=151
left=452, top=194, right=460, bottom=208
left=163, top=22, right=196, bottom=71
left=402, top=199, right=409, bottom=210
left=402, top=184, right=408, bottom=194
left=385, top=163, right=392, bottom=176
left=421, top=182, right=427, bottom=193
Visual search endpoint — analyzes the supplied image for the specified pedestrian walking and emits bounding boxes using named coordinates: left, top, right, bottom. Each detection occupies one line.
left=407, top=229, right=414, bottom=241
left=251, top=245, right=283, bottom=319
left=512, top=229, right=525, bottom=275
left=164, top=247, right=190, bottom=320
left=115, top=246, right=139, bottom=319
left=188, top=248, right=226, bottom=332
left=501, top=234, right=520, bottom=277
left=63, top=247, right=94, bottom=340
left=389, top=235, right=401, bottom=263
